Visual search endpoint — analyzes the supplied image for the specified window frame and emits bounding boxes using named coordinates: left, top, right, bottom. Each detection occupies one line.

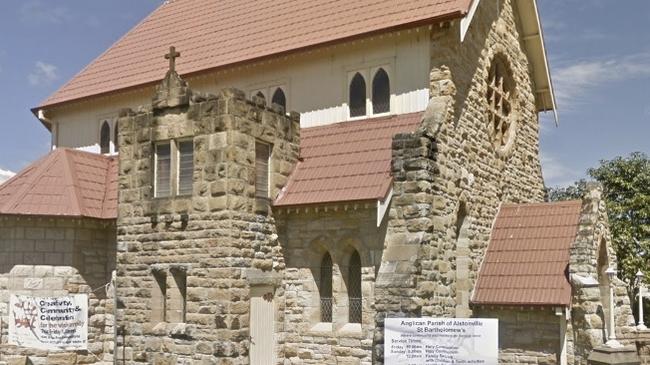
left=99, top=120, right=112, bottom=155
left=255, top=141, right=272, bottom=200
left=346, top=64, right=392, bottom=120
left=371, top=67, right=391, bottom=115
left=154, top=139, right=194, bottom=199
left=249, top=80, right=290, bottom=111
left=154, top=142, right=173, bottom=198
left=176, top=139, right=194, bottom=197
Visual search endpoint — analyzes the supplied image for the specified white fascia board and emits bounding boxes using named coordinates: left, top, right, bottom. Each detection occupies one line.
left=460, top=0, right=481, bottom=43
left=377, top=188, right=394, bottom=227
left=525, top=0, right=558, bottom=124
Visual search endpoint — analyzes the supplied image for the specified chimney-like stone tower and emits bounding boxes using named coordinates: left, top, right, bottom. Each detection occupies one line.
left=115, top=63, right=299, bottom=364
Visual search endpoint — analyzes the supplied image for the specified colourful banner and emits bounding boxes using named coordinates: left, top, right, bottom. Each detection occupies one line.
left=9, top=294, right=88, bottom=350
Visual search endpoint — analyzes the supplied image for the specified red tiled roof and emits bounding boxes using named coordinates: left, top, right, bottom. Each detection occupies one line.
left=472, top=200, right=583, bottom=307
left=39, top=0, right=471, bottom=108
left=0, top=148, right=117, bottom=219
left=274, top=112, right=422, bottom=206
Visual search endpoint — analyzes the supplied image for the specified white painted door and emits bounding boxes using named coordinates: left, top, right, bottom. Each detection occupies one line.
left=250, top=286, right=275, bottom=365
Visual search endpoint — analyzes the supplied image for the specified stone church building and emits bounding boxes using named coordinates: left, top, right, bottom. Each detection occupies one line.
left=0, top=0, right=644, bottom=364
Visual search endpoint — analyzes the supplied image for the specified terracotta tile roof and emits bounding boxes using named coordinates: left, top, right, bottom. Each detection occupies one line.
left=39, top=0, right=471, bottom=108
left=0, top=148, right=117, bottom=219
left=472, top=200, right=583, bottom=307
left=274, top=112, right=422, bottom=206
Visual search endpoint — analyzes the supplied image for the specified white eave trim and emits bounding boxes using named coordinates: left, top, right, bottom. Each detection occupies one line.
left=460, top=0, right=481, bottom=42
left=377, top=188, right=393, bottom=227
left=460, top=0, right=558, bottom=125
left=522, top=0, right=558, bottom=125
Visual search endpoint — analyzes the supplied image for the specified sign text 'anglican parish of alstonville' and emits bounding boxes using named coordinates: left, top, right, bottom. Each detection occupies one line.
left=384, top=318, right=498, bottom=365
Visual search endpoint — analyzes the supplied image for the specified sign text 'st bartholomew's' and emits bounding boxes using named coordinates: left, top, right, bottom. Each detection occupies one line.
left=384, top=318, right=498, bottom=365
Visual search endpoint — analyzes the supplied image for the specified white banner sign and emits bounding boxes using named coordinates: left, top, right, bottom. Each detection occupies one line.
left=9, top=294, right=88, bottom=350
left=385, top=318, right=498, bottom=365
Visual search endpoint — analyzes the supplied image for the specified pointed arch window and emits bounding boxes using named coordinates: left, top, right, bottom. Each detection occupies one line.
left=320, top=252, right=333, bottom=323
left=349, top=73, right=366, bottom=117
left=100, top=121, right=111, bottom=154
left=271, top=88, right=286, bottom=111
left=348, top=250, right=362, bottom=323
left=372, top=68, right=390, bottom=114
left=114, top=121, right=119, bottom=152
left=255, top=91, right=266, bottom=101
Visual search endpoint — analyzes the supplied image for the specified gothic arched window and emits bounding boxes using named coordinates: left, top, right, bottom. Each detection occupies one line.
left=271, top=88, right=286, bottom=111
left=372, top=68, right=390, bottom=114
left=255, top=91, right=266, bottom=101
left=320, top=252, right=333, bottom=323
left=348, top=250, right=362, bottom=323
left=349, top=73, right=366, bottom=117
left=100, top=121, right=111, bottom=154
left=114, top=121, right=119, bottom=152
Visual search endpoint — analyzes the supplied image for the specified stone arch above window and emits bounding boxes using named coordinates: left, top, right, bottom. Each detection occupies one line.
left=372, top=68, right=390, bottom=114
left=486, top=54, right=516, bottom=154
left=349, top=72, right=366, bottom=117
left=271, top=87, right=286, bottom=111
left=348, top=250, right=362, bottom=324
left=100, top=121, right=111, bottom=154
left=319, top=252, right=333, bottom=323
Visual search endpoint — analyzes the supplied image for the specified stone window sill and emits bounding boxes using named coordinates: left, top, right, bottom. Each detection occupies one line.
left=337, top=323, right=363, bottom=338
left=151, top=322, right=194, bottom=339
left=307, top=322, right=333, bottom=336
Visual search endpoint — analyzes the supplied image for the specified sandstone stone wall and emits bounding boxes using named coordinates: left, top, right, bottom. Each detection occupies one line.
left=115, top=83, right=299, bottom=364
left=569, top=184, right=636, bottom=365
left=0, top=217, right=116, bottom=364
left=474, top=307, right=562, bottom=365
left=373, top=0, right=546, bottom=361
left=276, top=206, right=384, bottom=364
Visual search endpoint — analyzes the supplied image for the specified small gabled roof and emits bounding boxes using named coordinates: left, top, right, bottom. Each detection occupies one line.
left=38, top=0, right=472, bottom=108
left=472, top=200, right=582, bottom=307
left=0, top=148, right=117, bottom=219
left=274, top=112, right=422, bottom=207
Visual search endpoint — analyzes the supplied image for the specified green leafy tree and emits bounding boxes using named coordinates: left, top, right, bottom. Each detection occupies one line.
left=545, top=179, right=587, bottom=202
left=588, top=152, right=650, bottom=290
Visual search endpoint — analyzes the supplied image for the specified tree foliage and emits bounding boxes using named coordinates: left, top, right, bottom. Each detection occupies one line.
left=589, top=152, right=650, bottom=288
left=548, top=152, right=650, bottom=288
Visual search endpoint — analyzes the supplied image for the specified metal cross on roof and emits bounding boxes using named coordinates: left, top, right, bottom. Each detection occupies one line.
left=164, top=46, right=181, bottom=72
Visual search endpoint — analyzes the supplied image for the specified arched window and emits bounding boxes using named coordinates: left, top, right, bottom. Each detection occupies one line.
left=348, top=250, right=362, bottom=323
left=100, top=121, right=110, bottom=154
left=255, top=91, right=266, bottom=101
left=349, top=73, right=366, bottom=117
left=372, top=68, right=390, bottom=114
left=114, top=121, right=119, bottom=152
left=320, top=252, right=333, bottom=323
left=271, top=88, right=286, bottom=111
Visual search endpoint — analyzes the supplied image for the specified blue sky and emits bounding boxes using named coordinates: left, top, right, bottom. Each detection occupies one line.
left=0, top=0, right=648, bottom=187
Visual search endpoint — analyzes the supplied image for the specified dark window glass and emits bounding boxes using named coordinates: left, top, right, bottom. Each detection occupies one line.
left=114, top=121, right=119, bottom=152
left=372, top=68, right=390, bottom=114
left=320, top=252, right=333, bottom=322
left=100, top=121, right=111, bottom=154
left=349, top=73, right=366, bottom=117
left=271, top=88, right=286, bottom=111
left=348, top=250, right=362, bottom=323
